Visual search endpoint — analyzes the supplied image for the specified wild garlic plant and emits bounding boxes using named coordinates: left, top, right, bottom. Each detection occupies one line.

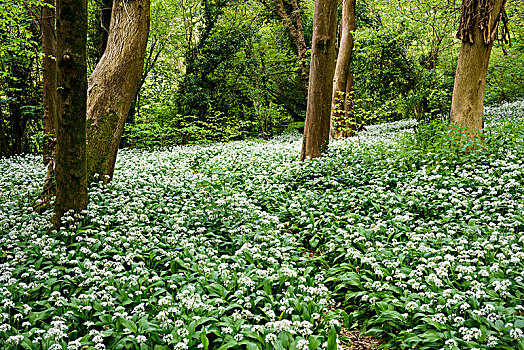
left=1, top=101, right=523, bottom=349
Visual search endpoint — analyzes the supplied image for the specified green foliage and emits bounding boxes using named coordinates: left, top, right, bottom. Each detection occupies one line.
left=2, top=101, right=524, bottom=349
left=402, top=68, right=455, bottom=122
left=0, top=0, right=44, bottom=157
left=126, top=0, right=305, bottom=148
left=87, top=0, right=112, bottom=71
left=350, top=0, right=461, bottom=123
left=396, top=102, right=524, bottom=172
left=485, top=0, right=524, bottom=103
left=352, top=25, right=418, bottom=123
left=396, top=120, right=482, bottom=170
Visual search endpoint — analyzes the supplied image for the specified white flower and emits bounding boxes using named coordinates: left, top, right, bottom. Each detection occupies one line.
left=510, top=328, right=524, bottom=339
left=265, top=333, right=277, bottom=344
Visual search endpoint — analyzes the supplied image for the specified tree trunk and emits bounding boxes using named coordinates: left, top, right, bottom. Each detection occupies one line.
left=6, top=64, right=25, bottom=156
left=300, top=0, right=338, bottom=160
left=41, top=0, right=57, bottom=199
left=344, top=70, right=355, bottom=125
left=330, top=0, right=356, bottom=139
left=450, top=0, right=508, bottom=137
left=54, top=0, right=88, bottom=224
left=86, top=0, right=150, bottom=184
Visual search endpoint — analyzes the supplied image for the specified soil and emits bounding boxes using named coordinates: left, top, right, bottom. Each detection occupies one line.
left=339, top=327, right=382, bottom=350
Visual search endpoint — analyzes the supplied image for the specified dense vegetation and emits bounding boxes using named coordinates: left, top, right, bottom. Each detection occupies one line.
left=1, top=0, right=523, bottom=153
left=1, top=101, right=524, bottom=349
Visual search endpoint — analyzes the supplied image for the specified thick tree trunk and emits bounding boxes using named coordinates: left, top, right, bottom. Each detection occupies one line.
left=300, top=0, right=338, bottom=160
left=41, top=0, right=57, bottom=198
left=450, top=0, right=507, bottom=137
left=86, top=0, right=150, bottom=183
left=330, top=0, right=356, bottom=139
left=54, top=0, right=88, bottom=224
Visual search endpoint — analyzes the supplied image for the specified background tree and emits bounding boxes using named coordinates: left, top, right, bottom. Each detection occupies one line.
left=123, top=0, right=307, bottom=147
left=349, top=0, right=460, bottom=125
left=54, top=0, right=88, bottom=223
left=88, top=0, right=113, bottom=69
left=258, top=0, right=310, bottom=93
left=41, top=0, right=57, bottom=199
left=300, top=0, right=338, bottom=160
left=450, top=0, right=509, bottom=136
left=486, top=0, right=523, bottom=103
left=330, top=0, right=356, bottom=139
left=0, top=0, right=42, bottom=157
left=1, top=0, right=523, bottom=159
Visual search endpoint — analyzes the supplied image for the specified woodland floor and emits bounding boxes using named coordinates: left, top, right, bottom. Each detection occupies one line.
left=1, top=101, right=524, bottom=349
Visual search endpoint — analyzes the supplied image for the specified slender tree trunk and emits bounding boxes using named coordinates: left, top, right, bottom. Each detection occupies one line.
left=54, top=0, right=88, bottom=225
left=344, top=70, right=355, bottom=124
left=6, top=65, right=24, bottom=155
left=86, top=0, right=150, bottom=184
left=41, top=0, right=57, bottom=199
left=99, top=0, right=113, bottom=53
left=450, top=0, right=508, bottom=137
left=330, top=0, right=356, bottom=139
left=300, top=0, right=338, bottom=160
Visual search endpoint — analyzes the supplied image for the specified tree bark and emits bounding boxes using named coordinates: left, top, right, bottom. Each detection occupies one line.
left=86, top=0, right=150, bottom=183
left=54, top=0, right=88, bottom=224
left=330, top=0, right=356, bottom=139
left=300, top=0, right=338, bottom=160
left=450, top=0, right=507, bottom=137
left=41, top=0, right=57, bottom=198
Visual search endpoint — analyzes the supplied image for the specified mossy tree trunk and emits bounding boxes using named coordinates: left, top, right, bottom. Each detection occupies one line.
left=54, top=0, right=88, bottom=225
left=330, top=0, right=356, bottom=139
left=86, top=0, right=150, bottom=184
left=450, top=0, right=508, bottom=137
left=300, top=0, right=338, bottom=160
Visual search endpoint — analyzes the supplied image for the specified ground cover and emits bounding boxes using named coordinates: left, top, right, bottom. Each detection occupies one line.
left=1, top=101, right=524, bottom=350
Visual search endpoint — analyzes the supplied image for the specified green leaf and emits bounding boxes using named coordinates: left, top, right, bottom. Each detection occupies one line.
left=138, top=317, right=149, bottom=330
left=246, top=342, right=259, bottom=350
left=29, top=307, right=56, bottom=323
left=308, top=335, right=321, bottom=350
left=217, top=339, right=237, bottom=350
left=273, top=341, right=286, bottom=350
left=327, top=326, right=337, bottom=350
left=201, top=332, right=210, bottom=350
left=93, top=301, right=104, bottom=312
left=375, top=310, right=405, bottom=324
left=121, top=318, right=138, bottom=334
left=263, top=279, right=272, bottom=295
